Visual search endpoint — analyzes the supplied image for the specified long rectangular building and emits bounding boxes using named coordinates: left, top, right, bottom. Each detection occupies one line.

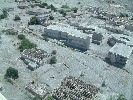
left=44, top=24, right=92, bottom=50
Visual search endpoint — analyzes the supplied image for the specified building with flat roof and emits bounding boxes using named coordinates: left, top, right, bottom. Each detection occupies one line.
left=107, top=43, right=133, bottom=67
left=44, top=24, right=92, bottom=50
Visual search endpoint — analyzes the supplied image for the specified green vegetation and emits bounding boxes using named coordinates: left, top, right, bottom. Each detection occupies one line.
left=51, top=50, right=57, bottom=55
left=49, top=56, right=57, bottom=64
left=3, top=29, right=18, bottom=35
left=0, top=9, right=8, bottom=20
left=28, top=16, right=39, bottom=25
left=59, top=9, right=67, bottom=17
left=119, top=13, right=128, bottom=18
left=19, top=39, right=37, bottom=52
left=50, top=4, right=57, bottom=11
left=101, top=81, right=106, bottom=87
left=18, top=34, right=25, bottom=40
left=71, top=7, right=78, bottom=13
left=49, top=16, right=54, bottom=20
left=4, top=67, right=19, bottom=80
left=32, top=96, right=40, bottom=100
left=38, top=2, right=48, bottom=8
left=42, top=35, right=49, bottom=41
left=117, top=94, right=127, bottom=100
left=78, top=2, right=81, bottom=4
left=47, top=96, right=54, bottom=100
left=14, top=15, right=21, bottom=21
left=61, top=5, right=70, bottom=9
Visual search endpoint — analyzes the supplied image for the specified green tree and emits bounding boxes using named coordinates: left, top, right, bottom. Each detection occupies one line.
left=19, top=39, right=37, bottom=52
left=5, top=67, right=19, bottom=80
left=51, top=50, right=57, bottom=55
left=49, top=16, right=54, bottom=20
left=49, top=56, right=57, bottom=64
left=71, top=7, right=78, bottom=13
left=14, top=15, right=21, bottom=21
left=18, top=34, right=25, bottom=40
left=28, top=16, right=39, bottom=25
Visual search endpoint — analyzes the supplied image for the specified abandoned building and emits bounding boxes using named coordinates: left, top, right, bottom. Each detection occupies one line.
left=109, top=34, right=133, bottom=47
left=104, top=25, right=125, bottom=34
left=92, top=33, right=103, bottom=45
left=25, top=81, right=49, bottom=99
left=44, top=24, right=92, bottom=50
left=52, top=76, right=99, bottom=100
left=21, top=48, right=52, bottom=70
left=106, top=43, right=133, bottom=67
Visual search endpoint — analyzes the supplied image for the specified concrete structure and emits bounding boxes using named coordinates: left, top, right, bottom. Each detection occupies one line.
left=104, top=25, right=125, bottom=34
left=110, top=34, right=133, bottom=47
left=52, top=76, right=99, bottom=100
left=25, top=81, right=49, bottom=99
left=92, top=33, right=103, bottom=45
left=107, top=43, right=133, bottom=67
left=44, top=24, right=92, bottom=50
left=0, top=93, right=7, bottom=100
left=21, top=48, right=52, bottom=70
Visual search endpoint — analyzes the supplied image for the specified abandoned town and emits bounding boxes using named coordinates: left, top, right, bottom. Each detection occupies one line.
left=0, top=0, right=133, bottom=100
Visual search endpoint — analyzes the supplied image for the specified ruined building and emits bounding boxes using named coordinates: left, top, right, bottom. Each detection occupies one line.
left=52, top=76, right=99, bottom=100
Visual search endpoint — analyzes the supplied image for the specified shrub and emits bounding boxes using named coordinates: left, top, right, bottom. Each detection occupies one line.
left=78, top=2, right=81, bottom=4
left=119, top=13, right=128, bottom=18
left=101, top=81, right=106, bottom=87
left=49, top=56, right=57, bottom=64
left=42, top=35, right=49, bottom=41
left=39, top=2, right=47, bottom=8
left=47, top=96, right=54, bottom=100
left=117, top=94, right=127, bottom=100
left=71, top=7, right=78, bottom=13
left=4, top=29, right=18, bottom=35
left=59, top=9, right=66, bottom=17
left=19, top=39, right=37, bottom=52
left=61, top=5, right=70, bottom=9
left=4, top=67, right=19, bottom=80
left=28, top=16, right=39, bottom=25
left=14, top=15, right=21, bottom=21
left=51, top=50, right=57, bottom=55
left=50, top=4, right=57, bottom=11
left=49, top=16, right=54, bottom=20
left=0, top=9, right=8, bottom=19
left=18, top=34, right=25, bottom=40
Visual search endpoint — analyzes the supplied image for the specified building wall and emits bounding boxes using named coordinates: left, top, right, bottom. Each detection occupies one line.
left=107, top=52, right=127, bottom=66
left=44, top=28, right=91, bottom=50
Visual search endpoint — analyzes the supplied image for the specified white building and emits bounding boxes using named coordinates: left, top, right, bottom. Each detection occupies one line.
left=44, top=24, right=92, bottom=50
left=107, top=43, right=133, bottom=67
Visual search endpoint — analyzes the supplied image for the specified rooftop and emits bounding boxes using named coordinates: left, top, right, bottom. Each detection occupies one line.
left=109, top=43, right=133, bottom=58
left=46, top=24, right=89, bottom=39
